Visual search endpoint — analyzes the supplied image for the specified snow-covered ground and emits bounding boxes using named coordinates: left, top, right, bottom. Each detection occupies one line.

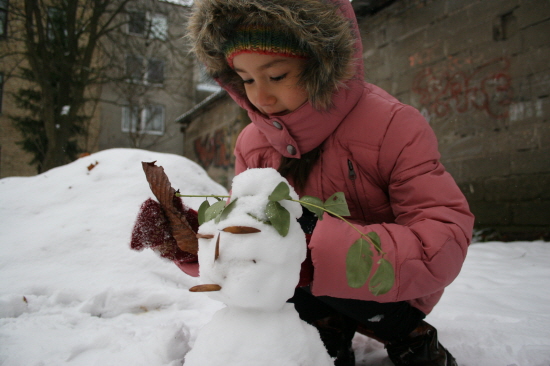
left=1, top=148, right=549, bottom=366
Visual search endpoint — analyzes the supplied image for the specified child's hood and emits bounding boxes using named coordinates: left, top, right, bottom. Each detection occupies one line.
left=188, top=0, right=366, bottom=158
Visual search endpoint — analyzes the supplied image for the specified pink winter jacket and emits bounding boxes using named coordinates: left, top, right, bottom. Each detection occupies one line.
left=233, top=82, right=474, bottom=314
left=183, top=0, right=474, bottom=314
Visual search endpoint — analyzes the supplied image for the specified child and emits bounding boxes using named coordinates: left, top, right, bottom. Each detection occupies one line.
left=132, top=0, right=474, bottom=365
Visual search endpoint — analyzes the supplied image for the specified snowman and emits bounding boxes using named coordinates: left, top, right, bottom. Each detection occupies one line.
left=184, top=168, right=334, bottom=366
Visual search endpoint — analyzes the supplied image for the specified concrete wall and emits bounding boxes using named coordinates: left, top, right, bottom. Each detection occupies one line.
left=359, top=0, right=550, bottom=239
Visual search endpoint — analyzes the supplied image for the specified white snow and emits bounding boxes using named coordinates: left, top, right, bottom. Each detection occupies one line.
left=186, top=168, right=332, bottom=365
left=1, top=148, right=549, bottom=366
left=195, top=168, right=305, bottom=311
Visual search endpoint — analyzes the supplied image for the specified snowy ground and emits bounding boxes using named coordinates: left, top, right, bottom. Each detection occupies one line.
left=1, top=148, right=549, bottom=366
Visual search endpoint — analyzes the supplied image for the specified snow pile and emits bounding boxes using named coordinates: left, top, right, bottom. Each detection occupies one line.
left=185, top=168, right=332, bottom=365
left=1, top=148, right=550, bottom=366
left=0, top=149, right=227, bottom=366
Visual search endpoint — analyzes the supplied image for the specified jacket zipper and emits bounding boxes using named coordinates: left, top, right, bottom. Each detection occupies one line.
left=348, top=159, right=367, bottom=221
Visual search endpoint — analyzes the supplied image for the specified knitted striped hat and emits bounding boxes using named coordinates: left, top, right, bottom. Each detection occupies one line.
left=223, top=26, right=308, bottom=68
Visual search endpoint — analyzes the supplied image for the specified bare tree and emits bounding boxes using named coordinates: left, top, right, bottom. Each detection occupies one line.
left=2, top=0, right=193, bottom=172
left=101, top=0, right=193, bottom=149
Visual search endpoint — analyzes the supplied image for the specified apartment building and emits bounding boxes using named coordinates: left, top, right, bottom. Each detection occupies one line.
left=0, top=0, right=194, bottom=177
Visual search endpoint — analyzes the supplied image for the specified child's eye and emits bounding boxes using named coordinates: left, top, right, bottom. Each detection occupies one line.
left=242, top=78, right=254, bottom=85
left=270, top=73, right=288, bottom=82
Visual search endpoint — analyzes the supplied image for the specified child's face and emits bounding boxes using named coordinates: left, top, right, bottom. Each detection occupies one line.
left=232, top=53, right=308, bottom=116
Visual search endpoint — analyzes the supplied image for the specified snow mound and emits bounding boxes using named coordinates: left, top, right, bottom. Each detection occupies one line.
left=0, top=148, right=226, bottom=366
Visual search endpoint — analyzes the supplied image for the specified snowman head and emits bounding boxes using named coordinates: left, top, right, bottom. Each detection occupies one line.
left=196, top=168, right=306, bottom=311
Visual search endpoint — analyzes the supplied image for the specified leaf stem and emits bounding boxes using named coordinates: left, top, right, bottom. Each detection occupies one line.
left=174, top=193, right=384, bottom=255
left=176, top=194, right=230, bottom=199
left=290, top=199, right=384, bottom=255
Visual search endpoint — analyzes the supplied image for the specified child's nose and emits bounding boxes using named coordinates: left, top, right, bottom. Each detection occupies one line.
left=255, top=86, right=276, bottom=106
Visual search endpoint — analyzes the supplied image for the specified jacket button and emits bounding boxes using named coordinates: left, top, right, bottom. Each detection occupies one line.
left=272, top=121, right=282, bottom=130
left=287, top=145, right=297, bottom=155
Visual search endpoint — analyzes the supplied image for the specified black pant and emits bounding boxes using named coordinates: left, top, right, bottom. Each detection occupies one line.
left=288, top=287, right=426, bottom=343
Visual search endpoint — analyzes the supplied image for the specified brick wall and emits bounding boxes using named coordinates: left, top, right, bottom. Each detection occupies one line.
left=359, top=0, right=550, bottom=239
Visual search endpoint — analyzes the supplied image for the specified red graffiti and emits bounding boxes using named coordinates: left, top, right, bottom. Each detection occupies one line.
left=194, top=129, right=231, bottom=169
left=412, top=57, right=513, bottom=119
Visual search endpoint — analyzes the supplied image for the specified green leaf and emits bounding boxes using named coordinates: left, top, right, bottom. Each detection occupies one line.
left=299, top=196, right=325, bottom=220
left=324, top=192, right=350, bottom=217
left=265, top=201, right=290, bottom=237
left=345, top=238, right=373, bottom=288
left=197, top=200, right=210, bottom=225
left=366, top=231, right=382, bottom=254
left=247, top=213, right=271, bottom=226
left=204, top=200, right=226, bottom=223
left=268, top=182, right=292, bottom=202
left=217, top=198, right=238, bottom=223
left=369, top=258, right=395, bottom=296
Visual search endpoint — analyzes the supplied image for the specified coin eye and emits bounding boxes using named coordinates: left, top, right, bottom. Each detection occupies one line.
left=221, top=226, right=261, bottom=234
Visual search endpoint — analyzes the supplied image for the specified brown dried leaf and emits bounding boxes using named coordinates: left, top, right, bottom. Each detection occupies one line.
left=221, top=226, right=261, bottom=234
left=87, top=161, right=98, bottom=171
left=215, top=233, right=220, bottom=261
left=142, top=161, right=198, bottom=255
left=189, top=284, right=222, bottom=292
left=196, top=233, right=215, bottom=239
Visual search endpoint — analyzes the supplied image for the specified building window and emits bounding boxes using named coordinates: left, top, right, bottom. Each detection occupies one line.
left=125, top=55, right=164, bottom=85
left=197, top=64, right=221, bottom=92
left=147, top=58, right=164, bottom=84
left=47, top=7, right=68, bottom=43
left=150, top=14, right=167, bottom=40
left=128, top=11, right=167, bottom=40
left=125, top=55, right=145, bottom=82
left=0, top=0, right=7, bottom=38
left=128, top=11, right=147, bottom=36
left=122, top=104, right=165, bottom=135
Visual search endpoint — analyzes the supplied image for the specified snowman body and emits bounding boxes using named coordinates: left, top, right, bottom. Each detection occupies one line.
left=184, top=168, right=333, bottom=366
left=184, top=305, right=332, bottom=366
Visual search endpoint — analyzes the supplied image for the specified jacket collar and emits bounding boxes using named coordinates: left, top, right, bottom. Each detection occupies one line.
left=225, top=78, right=364, bottom=158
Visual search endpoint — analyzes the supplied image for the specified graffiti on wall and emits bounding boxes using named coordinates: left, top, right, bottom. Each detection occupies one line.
left=412, top=57, right=513, bottom=119
left=194, top=128, right=231, bottom=169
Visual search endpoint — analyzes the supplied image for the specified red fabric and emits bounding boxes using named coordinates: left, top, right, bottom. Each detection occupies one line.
left=130, top=198, right=198, bottom=265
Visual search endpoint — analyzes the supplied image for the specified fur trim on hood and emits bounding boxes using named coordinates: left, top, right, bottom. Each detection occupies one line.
left=187, top=0, right=358, bottom=110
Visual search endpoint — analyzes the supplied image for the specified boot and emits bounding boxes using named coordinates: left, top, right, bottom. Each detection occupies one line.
left=313, top=314, right=357, bottom=366
left=385, top=321, right=457, bottom=366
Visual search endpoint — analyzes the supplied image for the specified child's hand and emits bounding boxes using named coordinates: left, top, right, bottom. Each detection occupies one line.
left=141, top=161, right=199, bottom=254
left=130, top=162, right=200, bottom=265
left=130, top=198, right=199, bottom=264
